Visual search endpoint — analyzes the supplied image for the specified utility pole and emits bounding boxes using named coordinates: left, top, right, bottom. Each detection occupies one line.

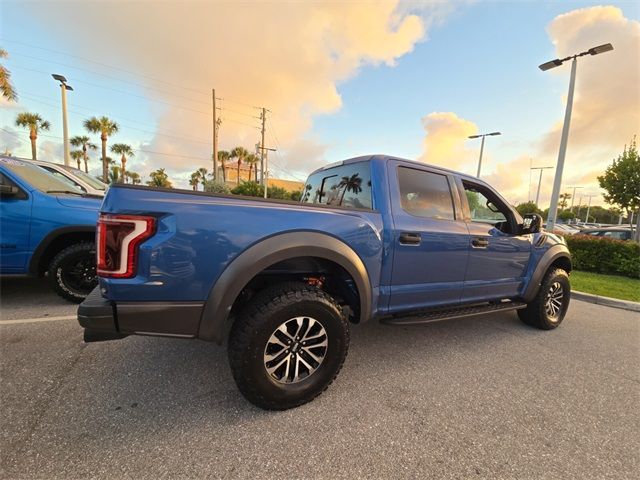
left=259, top=108, right=267, bottom=185
left=567, top=186, right=583, bottom=212
left=531, top=166, right=554, bottom=206
left=212, top=89, right=218, bottom=180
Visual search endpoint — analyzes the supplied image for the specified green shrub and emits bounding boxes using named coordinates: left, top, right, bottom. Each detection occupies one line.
left=231, top=181, right=262, bottom=197
left=565, top=235, right=640, bottom=278
left=203, top=180, right=231, bottom=194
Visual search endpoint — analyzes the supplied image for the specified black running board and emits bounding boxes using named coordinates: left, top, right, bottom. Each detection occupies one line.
left=382, top=301, right=527, bottom=326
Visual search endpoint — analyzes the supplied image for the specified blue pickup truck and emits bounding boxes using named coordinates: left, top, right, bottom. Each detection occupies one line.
left=78, top=155, right=571, bottom=409
left=0, top=157, right=101, bottom=301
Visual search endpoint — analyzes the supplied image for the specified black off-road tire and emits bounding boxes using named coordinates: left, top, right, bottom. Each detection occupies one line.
left=228, top=282, right=350, bottom=410
left=518, top=268, right=570, bottom=330
left=47, top=242, right=97, bottom=303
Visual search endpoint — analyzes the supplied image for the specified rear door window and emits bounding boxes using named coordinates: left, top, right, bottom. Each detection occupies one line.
left=301, top=162, right=372, bottom=209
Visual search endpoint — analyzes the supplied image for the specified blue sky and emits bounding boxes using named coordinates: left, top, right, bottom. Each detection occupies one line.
left=1, top=0, right=638, bottom=205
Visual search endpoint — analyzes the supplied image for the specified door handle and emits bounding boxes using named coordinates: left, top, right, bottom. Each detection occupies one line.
left=471, top=237, right=489, bottom=248
left=399, top=232, right=421, bottom=245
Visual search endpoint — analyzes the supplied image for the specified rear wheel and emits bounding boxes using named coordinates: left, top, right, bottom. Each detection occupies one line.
left=228, top=282, right=349, bottom=410
left=47, top=242, right=97, bottom=303
left=518, top=268, right=570, bottom=329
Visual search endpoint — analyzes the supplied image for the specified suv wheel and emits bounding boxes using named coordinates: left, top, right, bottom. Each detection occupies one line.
left=518, top=268, right=570, bottom=330
left=47, top=242, right=97, bottom=303
left=228, top=282, right=349, bottom=410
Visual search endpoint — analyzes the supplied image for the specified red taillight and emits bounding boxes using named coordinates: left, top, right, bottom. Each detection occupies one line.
left=96, top=214, right=156, bottom=278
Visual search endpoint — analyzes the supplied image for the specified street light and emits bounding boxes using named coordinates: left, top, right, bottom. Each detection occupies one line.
left=567, top=186, right=583, bottom=213
left=52, top=74, right=73, bottom=166
left=530, top=166, right=554, bottom=206
left=468, top=131, right=501, bottom=178
left=539, top=43, right=613, bottom=232
left=583, top=194, right=598, bottom=223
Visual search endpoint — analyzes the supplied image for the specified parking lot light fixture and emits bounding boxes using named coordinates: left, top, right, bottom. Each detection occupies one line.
left=52, top=74, right=73, bottom=166
left=468, top=132, right=501, bottom=178
left=539, top=43, right=613, bottom=232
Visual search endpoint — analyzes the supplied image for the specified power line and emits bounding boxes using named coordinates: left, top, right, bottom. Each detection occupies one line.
left=16, top=92, right=213, bottom=146
left=1, top=38, right=209, bottom=97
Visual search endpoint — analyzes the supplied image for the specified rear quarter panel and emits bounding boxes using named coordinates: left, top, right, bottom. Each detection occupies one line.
left=99, top=188, right=385, bottom=310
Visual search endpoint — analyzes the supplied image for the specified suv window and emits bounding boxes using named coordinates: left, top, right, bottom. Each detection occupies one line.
left=397, top=167, right=455, bottom=220
left=301, top=162, right=372, bottom=209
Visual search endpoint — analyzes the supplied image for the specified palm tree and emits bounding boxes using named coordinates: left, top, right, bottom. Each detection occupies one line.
left=198, top=167, right=208, bottom=190
left=218, top=150, right=230, bottom=183
left=338, top=173, right=363, bottom=205
left=83, top=116, right=118, bottom=183
left=147, top=168, right=172, bottom=188
left=108, top=165, right=121, bottom=184
left=189, top=171, right=200, bottom=191
left=0, top=48, right=17, bottom=102
left=70, top=150, right=84, bottom=169
left=15, top=112, right=50, bottom=160
left=128, top=171, right=141, bottom=185
left=231, top=146, right=249, bottom=186
left=110, top=143, right=134, bottom=183
left=70, top=135, right=97, bottom=173
left=245, top=153, right=259, bottom=182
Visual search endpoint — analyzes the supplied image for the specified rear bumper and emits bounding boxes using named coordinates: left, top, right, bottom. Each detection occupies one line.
left=78, top=287, right=127, bottom=342
left=77, top=287, right=204, bottom=341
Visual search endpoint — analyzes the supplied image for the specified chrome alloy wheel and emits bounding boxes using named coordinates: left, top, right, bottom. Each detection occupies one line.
left=263, top=316, right=328, bottom=384
left=545, top=281, right=564, bottom=320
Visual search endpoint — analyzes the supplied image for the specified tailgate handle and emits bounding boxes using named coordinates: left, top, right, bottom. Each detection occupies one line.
left=399, top=232, right=421, bottom=245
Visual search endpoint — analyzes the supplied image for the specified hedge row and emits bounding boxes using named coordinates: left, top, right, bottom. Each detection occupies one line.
left=564, top=235, right=640, bottom=279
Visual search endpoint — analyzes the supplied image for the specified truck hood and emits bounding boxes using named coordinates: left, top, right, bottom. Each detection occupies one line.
left=55, top=194, right=103, bottom=210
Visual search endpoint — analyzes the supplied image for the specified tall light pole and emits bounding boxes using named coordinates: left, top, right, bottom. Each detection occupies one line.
left=584, top=194, right=597, bottom=223
left=531, top=166, right=554, bottom=206
left=468, top=131, right=501, bottom=178
left=567, top=186, right=583, bottom=213
left=52, top=74, right=73, bottom=166
left=539, top=43, right=613, bottom=232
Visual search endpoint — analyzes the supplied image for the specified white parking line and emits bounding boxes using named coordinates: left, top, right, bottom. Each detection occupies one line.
left=0, top=315, right=76, bottom=325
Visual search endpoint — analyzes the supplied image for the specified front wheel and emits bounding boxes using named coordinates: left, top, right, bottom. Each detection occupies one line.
left=518, top=268, right=570, bottom=330
left=47, top=242, right=97, bottom=303
left=228, top=282, right=350, bottom=410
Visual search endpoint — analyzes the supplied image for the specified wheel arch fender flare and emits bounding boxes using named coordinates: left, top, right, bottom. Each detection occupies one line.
left=28, top=225, right=96, bottom=275
left=521, top=244, right=572, bottom=303
left=198, top=231, right=373, bottom=343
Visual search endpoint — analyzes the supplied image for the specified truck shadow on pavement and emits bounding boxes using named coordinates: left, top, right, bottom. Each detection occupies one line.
left=65, top=312, right=543, bottom=430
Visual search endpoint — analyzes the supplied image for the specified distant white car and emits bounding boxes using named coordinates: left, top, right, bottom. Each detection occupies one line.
left=26, top=159, right=107, bottom=196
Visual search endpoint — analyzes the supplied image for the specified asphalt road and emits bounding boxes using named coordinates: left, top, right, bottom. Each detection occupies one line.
left=1, top=278, right=638, bottom=479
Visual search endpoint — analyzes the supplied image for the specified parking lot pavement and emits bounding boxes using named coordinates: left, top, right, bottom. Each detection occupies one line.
left=1, top=282, right=639, bottom=479
left=0, top=278, right=77, bottom=321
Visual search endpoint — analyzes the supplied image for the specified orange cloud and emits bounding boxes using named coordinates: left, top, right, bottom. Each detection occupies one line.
left=23, top=1, right=445, bottom=185
left=418, top=112, right=479, bottom=172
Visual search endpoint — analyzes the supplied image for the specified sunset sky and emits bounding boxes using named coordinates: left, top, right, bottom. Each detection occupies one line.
left=1, top=0, right=638, bottom=208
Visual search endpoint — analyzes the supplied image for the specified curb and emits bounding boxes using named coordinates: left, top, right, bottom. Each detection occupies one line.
left=572, top=290, right=640, bottom=313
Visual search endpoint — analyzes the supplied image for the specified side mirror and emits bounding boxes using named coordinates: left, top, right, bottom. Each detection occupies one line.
left=522, top=213, right=542, bottom=234
left=0, top=184, right=19, bottom=197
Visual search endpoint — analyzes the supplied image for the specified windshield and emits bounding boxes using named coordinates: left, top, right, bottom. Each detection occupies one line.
left=0, top=157, right=84, bottom=194
left=62, top=166, right=107, bottom=190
